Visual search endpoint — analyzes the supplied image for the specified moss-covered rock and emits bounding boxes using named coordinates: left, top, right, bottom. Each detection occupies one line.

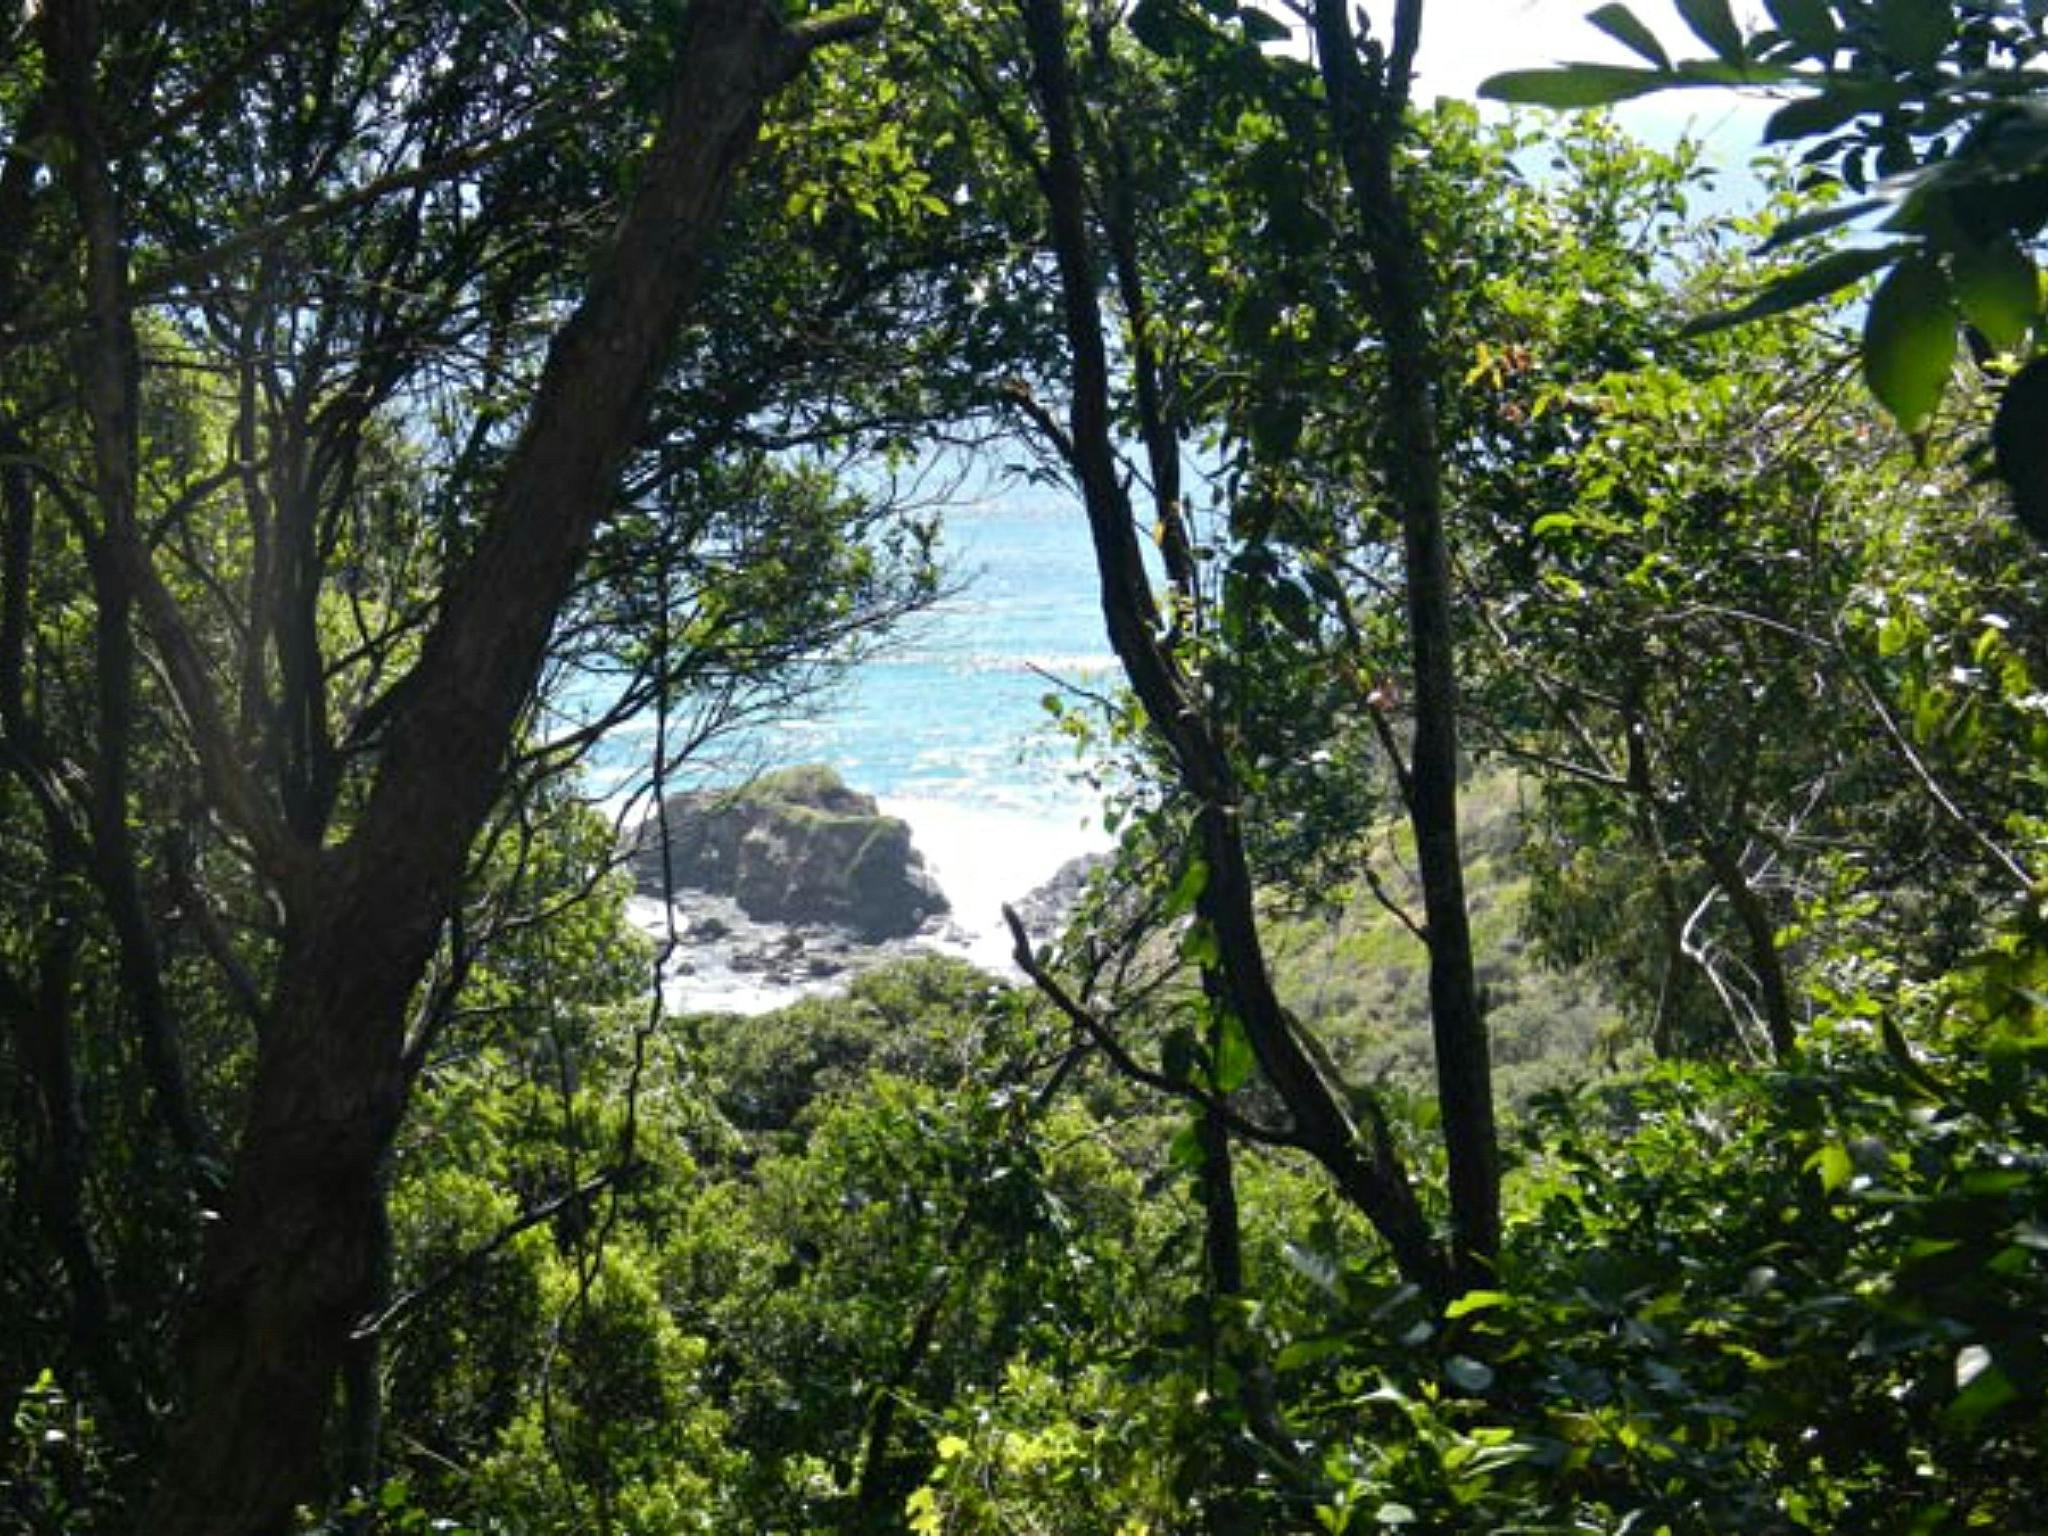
left=630, top=766, right=949, bottom=941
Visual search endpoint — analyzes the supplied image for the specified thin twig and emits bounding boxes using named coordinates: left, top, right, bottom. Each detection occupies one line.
left=354, top=1166, right=633, bottom=1339
left=1002, top=904, right=1302, bottom=1151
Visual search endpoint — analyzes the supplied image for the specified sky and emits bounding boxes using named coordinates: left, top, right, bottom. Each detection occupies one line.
left=1415, top=0, right=1672, bottom=98
left=1412, top=0, right=1777, bottom=173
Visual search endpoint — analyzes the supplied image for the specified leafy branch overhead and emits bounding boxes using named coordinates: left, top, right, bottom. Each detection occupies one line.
left=1484, top=0, right=2048, bottom=537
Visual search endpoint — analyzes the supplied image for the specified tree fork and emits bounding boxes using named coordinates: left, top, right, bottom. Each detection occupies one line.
left=34, top=0, right=868, bottom=1528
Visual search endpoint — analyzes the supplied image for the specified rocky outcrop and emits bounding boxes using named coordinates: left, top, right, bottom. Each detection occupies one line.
left=1008, top=850, right=1109, bottom=940
left=629, top=766, right=948, bottom=941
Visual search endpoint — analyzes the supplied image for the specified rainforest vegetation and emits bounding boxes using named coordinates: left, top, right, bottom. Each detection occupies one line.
left=4, top=0, right=2047, bottom=1531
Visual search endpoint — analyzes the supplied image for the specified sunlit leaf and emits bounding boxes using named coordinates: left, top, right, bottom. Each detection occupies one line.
left=1212, top=1010, right=1254, bottom=1093
left=1758, top=196, right=1890, bottom=249
left=1810, top=1142, right=1854, bottom=1194
left=1162, top=856, right=1209, bottom=922
left=1445, top=1288, right=1511, bottom=1319
left=1862, top=254, right=1956, bottom=433
left=1275, top=1335, right=1347, bottom=1371
left=1587, top=3, right=1670, bottom=67
left=1952, top=234, right=2038, bottom=352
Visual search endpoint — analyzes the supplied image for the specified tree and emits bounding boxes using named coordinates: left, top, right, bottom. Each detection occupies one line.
left=1484, top=0, right=2048, bottom=535
left=907, top=0, right=1503, bottom=1300
left=2, top=0, right=901, bottom=1526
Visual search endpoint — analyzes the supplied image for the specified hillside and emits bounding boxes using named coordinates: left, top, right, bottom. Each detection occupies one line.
left=1266, top=771, right=1622, bottom=1106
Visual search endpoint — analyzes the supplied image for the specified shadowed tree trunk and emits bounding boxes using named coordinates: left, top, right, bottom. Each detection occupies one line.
left=1310, top=0, right=1500, bottom=1285
left=1013, top=0, right=1448, bottom=1299
left=35, top=0, right=868, bottom=1528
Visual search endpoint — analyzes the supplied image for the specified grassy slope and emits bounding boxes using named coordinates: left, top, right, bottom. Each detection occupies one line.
left=1264, top=771, right=1622, bottom=1107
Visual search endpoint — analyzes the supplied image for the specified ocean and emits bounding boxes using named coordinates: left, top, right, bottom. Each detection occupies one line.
left=591, top=481, right=1120, bottom=1010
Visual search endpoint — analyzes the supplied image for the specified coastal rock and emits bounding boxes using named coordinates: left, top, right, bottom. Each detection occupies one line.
left=630, top=765, right=949, bottom=942
left=1009, top=851, right=1110, bottom=940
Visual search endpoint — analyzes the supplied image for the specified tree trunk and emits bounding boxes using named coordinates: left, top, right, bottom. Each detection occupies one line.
left=1311, top=0, right=1500, bottom=1284
left=84, top=538, right=215, bottom=1178
left=1700, top=838, right=1797, bottom=1059
left=2, top=939, right=149, bottom=1453
left=1191, top=1048, right=1288, bottom=1527
left=24, top=0, right=855, bottom=1527
left=1015, top=0, right=1447, bottom=1299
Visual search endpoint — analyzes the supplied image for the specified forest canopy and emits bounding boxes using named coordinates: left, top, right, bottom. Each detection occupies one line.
left=2, top=1, right=2046, bottom=1533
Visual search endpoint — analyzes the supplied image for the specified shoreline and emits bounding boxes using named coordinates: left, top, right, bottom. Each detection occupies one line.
left=630, top=786, right=1111, bottom=1016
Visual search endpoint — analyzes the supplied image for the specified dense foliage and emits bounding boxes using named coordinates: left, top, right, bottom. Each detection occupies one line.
left=4, top=0, right=2046, bottom=1533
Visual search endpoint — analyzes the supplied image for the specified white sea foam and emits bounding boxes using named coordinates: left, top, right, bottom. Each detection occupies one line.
left=630, top=788, right=1112, bottom=1015
left=625, top=896, right=816, bottom=1018
left=881, top=791, right=1111, bottom=971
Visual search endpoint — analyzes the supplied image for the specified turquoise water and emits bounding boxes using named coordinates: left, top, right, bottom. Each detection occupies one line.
left=584, top=484, right=1121, bottom=980
left=751, top=489, right=1114, bottom=814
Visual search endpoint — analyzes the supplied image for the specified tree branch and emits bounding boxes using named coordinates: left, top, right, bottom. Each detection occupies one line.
left=1003, top=904, right=1306, bottom=1152
left=354, top=1167, right=636, bottom=1340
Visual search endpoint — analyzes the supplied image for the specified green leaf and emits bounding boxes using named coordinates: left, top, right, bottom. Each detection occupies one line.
left=1945, top=1345, right=2019, bottom=1426
left=1765, top=87, right=1896, bottom=142
left=1482, top=56, right=1784, bottom=106
left=1445, top=1354, right=1496, bottom=1393
left=1180, top=917, right=1222, bottom=967
left=1863, top=254, right=1957, bottom=433
left=1951, top=235, right=2038, bottom=352
left=1130, top=0, right=1206, bottom=58
left=1237, top=5, right=1289, bottom=43
left=1271, top=577, right=1318, bottom=641
left=1275, top=1335, right=1348, bottom=1371
left=1587, top=3, right=1670, bottom=67
left=1810, top=1141, right=1854, bottom=1194
left=1213, top=1010, right=1254, bottom=1093
left=1758, top=196, right=1890, bottom=249
left=1479, top=63, right=1673, bottom=108
left=1876, top=0, right=1954, bottom=69
left=1674, top=0, right=1746, bottom=64
left=1162, top=857, right=1209, bottom=922
left=1764, top=0, right=1838, bottom=56
left=1673, top=57, right=1797, bottom=86
left=1682, top=244, right=1902, bottom=335
left=1445, top=1288, right=1511, bottom=1319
